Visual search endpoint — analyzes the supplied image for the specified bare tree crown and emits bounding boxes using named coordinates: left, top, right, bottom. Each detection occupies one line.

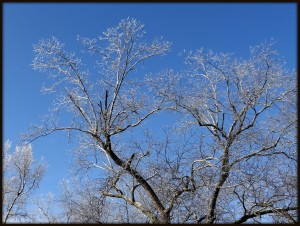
left=13, top=18, right=297, bottom=223
left=3, top=141, right=46, bottom=223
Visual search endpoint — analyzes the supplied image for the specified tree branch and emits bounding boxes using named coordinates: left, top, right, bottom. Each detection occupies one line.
left=233, top=206, right=298, bottom=224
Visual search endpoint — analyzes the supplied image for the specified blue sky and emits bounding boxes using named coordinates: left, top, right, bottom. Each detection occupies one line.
left=3, top=3, right=297, bottom=197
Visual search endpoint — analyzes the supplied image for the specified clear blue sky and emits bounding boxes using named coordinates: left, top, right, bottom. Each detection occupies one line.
left=3, top=3, right=297, bottom=197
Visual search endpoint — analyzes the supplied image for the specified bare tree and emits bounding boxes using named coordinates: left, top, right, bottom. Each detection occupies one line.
left=148, top=40, right=297, bottom=223
left=57, top=176, right=149, bottom=223
left=31, top=192, right=64, bottom=223
left=26, top=18, right=174, bottom=223
left=23, top=17, right=297, bottom=223
left=2, top=141, right=46, bottom=223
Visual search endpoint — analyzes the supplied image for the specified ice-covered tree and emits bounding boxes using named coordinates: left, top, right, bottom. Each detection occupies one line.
left=22, top=18, right=297, bottom=223
left=2, top=141, right=46, bottom=223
